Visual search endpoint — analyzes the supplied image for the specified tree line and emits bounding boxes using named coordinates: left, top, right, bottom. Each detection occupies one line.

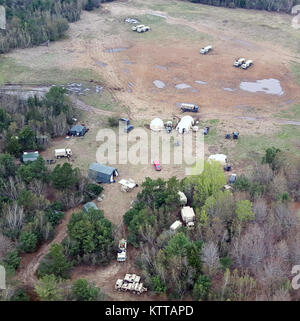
left=124, top=152, right=300, bottom=300
left=0, top=0, right=112, bottom=53
left=185, top=0, right=300, bottom=13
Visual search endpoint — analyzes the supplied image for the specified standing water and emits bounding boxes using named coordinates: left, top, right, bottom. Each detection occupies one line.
left=240, top=79, right=284, bottom=96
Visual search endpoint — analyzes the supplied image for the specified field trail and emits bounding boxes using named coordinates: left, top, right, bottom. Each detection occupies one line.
left=15, top=207, right=80, bottom=289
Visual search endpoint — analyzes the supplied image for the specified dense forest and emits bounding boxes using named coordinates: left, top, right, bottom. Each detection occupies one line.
left=124, top=152, right=300, bottom=300
left=186, top=0, right=300, bottom=12
left=0, top=0, right=111, bottom=53
left=0, top=89, right=108, bottom=301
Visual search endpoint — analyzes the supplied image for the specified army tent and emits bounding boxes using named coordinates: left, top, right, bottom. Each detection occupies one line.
left=89, top=162, right=119, bottom=183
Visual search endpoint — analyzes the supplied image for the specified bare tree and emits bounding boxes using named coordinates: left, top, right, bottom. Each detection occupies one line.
left=3, top=202, right=25, bottom=236
left=202, top=241, right=220, bottom=275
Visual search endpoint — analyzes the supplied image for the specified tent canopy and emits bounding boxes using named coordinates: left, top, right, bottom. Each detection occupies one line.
left=176, top=115, right=194, bottom=134
left=89, top=162, right=118, bottom=183
left=83, top=202, right=98, bottom=212
left=22, top=151, right=39, bottom=163
left=208, top=154, right=227, bottom=165
left=150, top=118, right=164, bottom=131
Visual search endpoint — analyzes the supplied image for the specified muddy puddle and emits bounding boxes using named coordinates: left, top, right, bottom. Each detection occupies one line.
left=175, top=83, right=191, bottom=89
left=155, top=65, right=168, bottom=71
left=96, top=61, right=107, bottom=67
left=240, top=79, right=284, bottom=96
left=195, top=80, right=207, bottom=85
left=153, top=80, right=166, bottom=89
left=104, top=48, right=127, bottom=53
left=224, top=88, right=235, bottom=92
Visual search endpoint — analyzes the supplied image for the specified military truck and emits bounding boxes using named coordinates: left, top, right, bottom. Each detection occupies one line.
left=200, top=45, right=212, bottom=54
left=181, top=206, right=195, bottom=228
left=241, top=60, right=253, bottom=69
left=55, top=148, right=72, bottom=159
left=180, top=103, right=199, bottom=113
left=132, top=24, right=150, bottom=33
left=117, top=239, right=127, bottom=262
left=115, top=274, right=147, bottom=295
left=233, top=58, right=246, bottom=67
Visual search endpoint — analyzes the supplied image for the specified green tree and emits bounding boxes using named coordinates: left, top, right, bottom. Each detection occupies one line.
left=6, top=136, right=22, bottom=156
left=37, top=243, right=72, bottom=279
left=18, top=126, right=37, bottom=151
left=0, top=108, right=11, bottom=132
left=51, top=163, right=79, bottom=190
left=4, top=250, right=21, bottom=270
left=19, top=231, right=38, bottom=253
left=262, top=147, right=281, bottom=171
left=187, top=161, right=226, bottom=207
left=35, top=275, right=63, bottom=301
left=11, top=288, right=30, bottom=301
left=64, top=209, right=114, bottom=265
left=17, top=156, right=48, bottom=184
left=151, top=275, right=166, bottom=294
left=0, top=153, right=16, bottom=179
left=44, top=86, right=69, bottom=116
left=193, top=275, right=211, bottom=301
left=236, top=200, right=254, bottom=222
left=72, top=279, right=100, bottom=301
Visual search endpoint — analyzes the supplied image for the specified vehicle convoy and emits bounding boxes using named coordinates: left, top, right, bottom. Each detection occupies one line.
left=200, top=45, right=212, bottom=54
left=180, top=103, right=199, bottom=113
left=181, top=206, right=195, bottom=228
left=241, top=60, right=253, bottom=69
left=117, top=239, right=127, bottom=262
left=115, top=274, right=147, bottom=295
left=233, top=58, right=246, bottom=67
left=55, top=148, right=72, bottom=158
left=132, top=24, right=150, bottom=33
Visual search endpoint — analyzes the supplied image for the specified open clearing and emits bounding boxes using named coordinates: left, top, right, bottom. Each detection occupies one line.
left=8, top=0, right=300, bottom=300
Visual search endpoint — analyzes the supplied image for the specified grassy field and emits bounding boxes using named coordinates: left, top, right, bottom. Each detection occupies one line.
left=0, top=57, right=103, bottom=85
left=131, top=0, right=300, bottom=53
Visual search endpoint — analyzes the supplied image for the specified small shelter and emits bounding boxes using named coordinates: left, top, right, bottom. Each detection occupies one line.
left=176, top=115, right=194, bottom=134
left=208, top=154, right=227, bottom=166
left=89, top=162, right=119, bottom=183
left=68, top=125, right=87, bottom=136
left=150, top=118, right=164, bottom=131
left=22, top=151, right=39, bottom=163
left=83, top=202, right=98, bottom=212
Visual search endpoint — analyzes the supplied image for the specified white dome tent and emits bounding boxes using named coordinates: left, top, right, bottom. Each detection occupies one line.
left=176, top=115, right=194, bottom=134
left=208, top=154, right=227, bottom=166
left=150, top=118, right=164, bottom=131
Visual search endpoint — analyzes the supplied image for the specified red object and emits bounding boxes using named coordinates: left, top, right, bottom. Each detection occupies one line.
left=153, top=160, right=161, bottom=171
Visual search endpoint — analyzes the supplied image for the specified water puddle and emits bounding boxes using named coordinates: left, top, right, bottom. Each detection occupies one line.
left=195, top=80, right=207, bottom=85
left=224, top=88, right=235, bottom=92
left=155, top=65, right=168, bottom=71
left=104, top=48, right=127, bottom=53
left=175, top=83, right=191, bottom=89
left=96, top=61, right=107, bottom=67
left=153, top=80, right=166, bottom=89
left=240, top=79, right=284, bottom=96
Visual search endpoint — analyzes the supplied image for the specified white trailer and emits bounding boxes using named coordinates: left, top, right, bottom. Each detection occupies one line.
left=181, top=206, right=195, bottom=228
left=200, top=45, right=212, bottom=54
left=241, top=60, right=253, bottom=69
left=55, top=148, right=72, bottom=158
left=170, top=220, right=183, bottom=232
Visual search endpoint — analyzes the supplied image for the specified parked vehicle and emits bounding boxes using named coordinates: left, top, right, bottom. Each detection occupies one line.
left=170, top=220, right=183, bottom=232
left=125, top=125, right=134, bottom=133
left=55, top=148, right=72, bottom=159
left=200, top=45, right=212, bottom=54
left=153, top=160, right=161, bottom=171
left=203, top=127, right=210, bottom=135
left=181, top=206, right=195, bottom=228
left=117, top=239, right=127, bottom=262
left=241, top=60, right=253, bottom=69
left=132, top=24, right=150, bottom=33
left=233, top=58, right=246, bottom=67
left=228, top=174, right=237, bottom=184
left=180, top=103, right=199, bottom=113
left=233, top=132, right=239, bottom=139
left=115, top=274, right=147, bottom=295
